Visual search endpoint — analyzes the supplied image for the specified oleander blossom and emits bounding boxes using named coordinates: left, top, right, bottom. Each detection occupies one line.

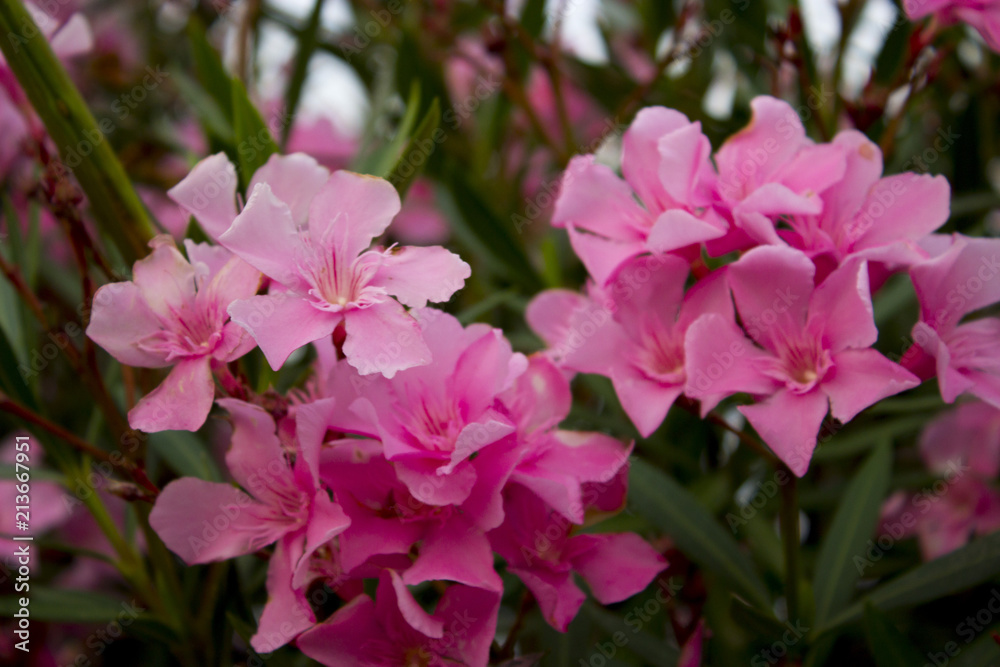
left=904, top=0, right=1000, bottom=52
left=297, top=570, right=500, bottom=667
left=551, top=106, right=726, bottom=285
left=908, top=234, right=1000, bottom=408
left=880, top=401, right=1000, bottom=559
left=216, top=168, right=470, bottom=377
left=684, top=246, right=920, bottom=475
left=528, top=254, right=732, bottom=437
left=85, top=236, right=260, bottom=432
left=148, top=400, right=350, bottom=652
left=779, top=130, right=950, bottom=277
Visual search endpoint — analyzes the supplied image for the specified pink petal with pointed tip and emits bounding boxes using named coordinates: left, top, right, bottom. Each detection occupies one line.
left=248, top=153, right=329, bottom=226
left=342, top=300, right=431, bottom=378
left=307, top=171, right=401, bottom=260
left=403, top=520, right=503, bottom=591
left=822, top=349, right=919, bottom=424
left=740, top=388, right=828, bottom=476
left=729, top=245, right=815, bottom=351
left=86, top=282, right=170, bottom=368
left=228, top=294, right=339, bottom=371
left=570, top=532, right=667, bottom=604
left=149, top=477, right=275, bottom=564
left=552, top=155, right=648, bottom=240
left=219, top=183, right=308, bottom=291
left=371, top=245, right=470, bottom=309
left=167, top=153, right=238, bottom=241
left=807, top=258, right=877, bottom=352
left=647, top=209, right=727, bottom=254
left=128, top=357, right=214, bottom=432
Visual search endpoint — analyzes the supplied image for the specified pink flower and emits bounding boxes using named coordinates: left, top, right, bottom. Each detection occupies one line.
left=909, top=234, right=1000, bottom=408
left=881, top=401, right=1000, bottom=559
left=904, top=0, right=1000, bottom=52
left=499, top=355, right=634, bottom=523
left=528, top=254, right=732, bottom=436
left=685, top=246, right=919, bottom=475
left=218, top=170, right=470, bottom=376
left=314, top=436, right=503, bottom=592
left=551, top=107, right=725, bottom=285
left=489, top=485, right=666, bottom=631
left=920, top=402, right=1000, bottom=548
left=319, top=309, right=526, bottom=526
left=297, top=570, right=500, bottom=667
left=712, top=97, right=847, bottom=251
left=86, top=236, right=261, bottom=432
left=781, top=130, right=950, bottom=274
left=149, top=400, right=350, bottom=651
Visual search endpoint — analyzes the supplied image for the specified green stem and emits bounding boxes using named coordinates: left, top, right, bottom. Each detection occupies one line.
left=75, top=468, right=159, bottom=607
left=779, top=467, right=801, bottom=624
left=0, top=0, right=155, bottom=263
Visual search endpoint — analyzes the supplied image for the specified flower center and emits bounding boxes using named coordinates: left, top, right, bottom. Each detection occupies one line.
left=136, top=301, right=225, bottom=361
left=780, top=338, right=831, bottom=393
left=634, top=326, right=685, bottom=382
left=400, top=390, right=464, bottom=453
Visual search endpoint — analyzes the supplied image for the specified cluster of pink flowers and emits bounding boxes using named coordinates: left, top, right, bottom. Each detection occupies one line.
left=86, top=154, right=666, bottom=662
left=83, top=94, right=999, bottom=660
left=529, top=95, right=995, bottom=478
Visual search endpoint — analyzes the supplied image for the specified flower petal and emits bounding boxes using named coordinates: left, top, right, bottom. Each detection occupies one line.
left=739, top=388, right=828, bottom=476
left=370, top=246, right=470, bottom=309
left=167, top=153, right=239, bottom=241
left=228, top=294, right=339, bottom=371
left=128, top=357, right=214, bottom=432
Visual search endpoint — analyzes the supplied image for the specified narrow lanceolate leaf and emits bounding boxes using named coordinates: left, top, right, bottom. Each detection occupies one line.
left=281, top=0, right=325, bottom=147
left=863, top=604, right=927, bottom=667
left=629, top=458, right=771, bottom=610
left=0, top=588, right=137, bottom=623
left=232, top=78, right=279, bottom=189
left=0, top=0, right=155, bottom=262
left=385, top=98, right=442, bottom=198
left=583, top=602, right=679, bottom=667
left=815, top=529, right=1000, bottom=638
left=813, top=441, right=892, bottom=627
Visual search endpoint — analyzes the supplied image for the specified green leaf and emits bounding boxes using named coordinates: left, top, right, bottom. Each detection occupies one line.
left=813, top=441, right=892, bottom=627
left=730, top=595, right=790, bottom=640
left=232, top=78, right=279, bottom=189
left=0, top=588, right=138, bottom=623
left=952, top=623, right=1000, bottom=667
left=148, top=430, right=222, bottom=482
left=0, top=0, right=155, bottom=262
left=0, top=462, right=63, bottom=483
left=385, top=98, right=442, bottom=198
left=581, top=602, right=678, bottom=667
left=355, top=81, right=423, bottom=177
left=281, top=0, right=326, bottom=147
left=441, top=165, right=543, bottom=292
left=629, top=458, right=771, bottom=610
left=187, top=17, right=234, bottom=120
left=171, top=68, right=234, bottom=145
left=815, top=529, right=1000, bottom=638
left=863, top=604, right=927, bottom=667
left=0, top=326, right=36, bottom=410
